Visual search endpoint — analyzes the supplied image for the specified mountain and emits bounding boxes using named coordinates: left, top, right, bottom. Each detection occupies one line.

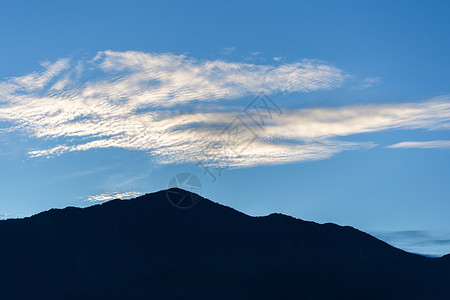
left=0, top=188, right=449, bottom=300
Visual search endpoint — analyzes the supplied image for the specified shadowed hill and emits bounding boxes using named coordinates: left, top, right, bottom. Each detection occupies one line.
left=0, top=188, right=449, bottom=299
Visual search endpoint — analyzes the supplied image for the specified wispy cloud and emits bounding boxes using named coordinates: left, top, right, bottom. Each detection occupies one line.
left=8, top=97, right=450, bottom=167
left=355, top=76, right=381, bottom=89
left=0, top=213, right=13, bottom=220
left=387, top=140, right=450, bottom=149
left=1, top=50, right=450, bottom=168
left=85, top=191, right=143, bottom=202
left=88, top=50, right=345, bottom=106
left=0, top=213, right=23, bottom=220
left=372, top=230, right=450, bottom=257
left=9, top=59, right=70, bottom=93
left=222, top=47, right=237, bottom=55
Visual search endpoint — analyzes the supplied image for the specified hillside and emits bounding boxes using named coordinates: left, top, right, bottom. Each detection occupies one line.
left=0, top=188, right=449, bottom=299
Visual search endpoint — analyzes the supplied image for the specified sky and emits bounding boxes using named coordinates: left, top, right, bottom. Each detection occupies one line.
left=0, top=0, right=449, bottom=256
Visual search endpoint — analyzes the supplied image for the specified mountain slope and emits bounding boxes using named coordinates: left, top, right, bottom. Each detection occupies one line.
left=0, top=188, right=449, bottom=299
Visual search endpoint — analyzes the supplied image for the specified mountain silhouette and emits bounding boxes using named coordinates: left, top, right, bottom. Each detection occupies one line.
left=0, top=188, right=449, bottom=299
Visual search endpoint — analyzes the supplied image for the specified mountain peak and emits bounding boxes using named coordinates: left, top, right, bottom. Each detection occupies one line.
left=0, top=189, right=449, bottom=299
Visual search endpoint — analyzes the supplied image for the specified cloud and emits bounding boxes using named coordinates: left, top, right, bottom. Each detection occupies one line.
left=0, top=50, right=348, bottom=165
left=356, top=76, right=381, bottom=89
left=12, top=59, right=70, bottom=92
left=387, top=140, right=450, bottom=149
left=222, top=47, right=237, bottom=55
left=84, top=50, right=345, bottom=108
left=85, top=191, right=143, bottom=202
left=0, top=213, right=23, bottom=220
left=1, top=50, right=450, bottom=168
left=0, top=213, right=13, bottom=220
left=372, top=230, right=450, bottom=257
left=17, top=97, right=450, bottom=168
left=269, top=98, right=450, bottom=138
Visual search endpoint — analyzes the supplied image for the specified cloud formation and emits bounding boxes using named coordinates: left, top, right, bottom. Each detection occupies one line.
left=373, top=230, right=450, bottom=257
left=387, top=140, right=450, bottom=149
left=85, top=191, right=143, bottom=202
left=357, top=76, right=381, bottom=89
left=0, top=50, right=449, bottom=168
left=0, top=213, right=13, bottom=220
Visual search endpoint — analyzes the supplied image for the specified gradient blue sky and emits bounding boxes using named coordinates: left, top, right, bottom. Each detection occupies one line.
left=0, top=0, right=449, bottom=256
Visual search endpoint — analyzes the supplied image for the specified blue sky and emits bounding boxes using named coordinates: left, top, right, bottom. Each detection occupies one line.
left=0, top=0, right=449, bottom=256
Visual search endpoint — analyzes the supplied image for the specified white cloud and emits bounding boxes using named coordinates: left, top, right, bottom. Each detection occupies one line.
left=357, top=76, right=381, bottom=89
left=85, top=191, right=143, bottom=202
left=0, top=213, right=13, bottom=220
left=387, top=140, right=450, bottom=149
left=18, top=97, right=450, bottom=168
left=222, top=47, right=237, bottom=55
left=267, top=99, right=450, bottom=139
left=88, top=50, right=345, bottom=106
left=0, top=213, right=23, bottom=220
left=13, top=59, right=71, bottom=92
left=1, top=50, right=450, bottom=168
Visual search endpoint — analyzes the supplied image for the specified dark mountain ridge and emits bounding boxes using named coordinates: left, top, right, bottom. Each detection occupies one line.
left=0, top=188, right=449, bottom=299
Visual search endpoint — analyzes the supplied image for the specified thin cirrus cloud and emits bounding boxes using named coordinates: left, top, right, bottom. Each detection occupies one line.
left=85, top=191, right=143, bottom=202
left=0, top=50, right=449, bottom=168
left=372, top=230, right=450, bottom=257
left=0, top=213, right=13, bottom=220
left=142, top=98, right=450, bottom=167
left=387, top=140, right=450, bottom=149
